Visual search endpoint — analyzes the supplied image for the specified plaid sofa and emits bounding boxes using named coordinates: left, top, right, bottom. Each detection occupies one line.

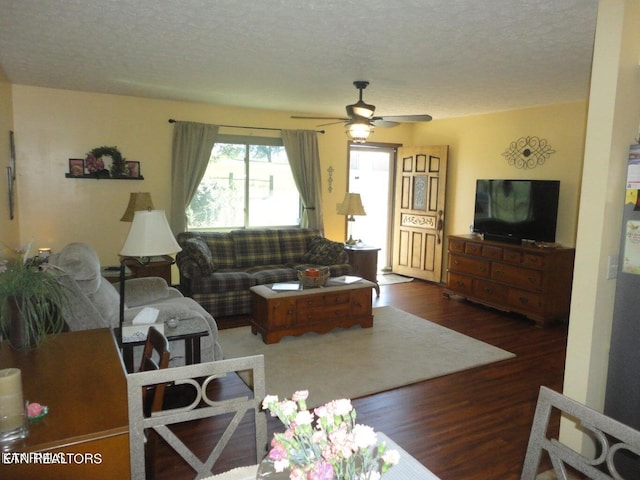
left=176, top=228, right=352, bottom=317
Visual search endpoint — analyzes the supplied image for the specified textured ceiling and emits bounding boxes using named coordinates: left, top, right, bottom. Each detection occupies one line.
left=0, top=0, right=598, bottom=120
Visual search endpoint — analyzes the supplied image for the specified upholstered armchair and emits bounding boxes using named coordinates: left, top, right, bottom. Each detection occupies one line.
left=49, top=243, right=223, bottom=365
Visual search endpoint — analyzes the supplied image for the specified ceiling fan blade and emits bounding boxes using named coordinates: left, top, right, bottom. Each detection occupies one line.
left=316, top=120, right=347, bottom=127
left=377, top=114, right=433, bottom=123
left=291, top=115, right=349, bottom=121
left=371, top=119, right=400, bottom=128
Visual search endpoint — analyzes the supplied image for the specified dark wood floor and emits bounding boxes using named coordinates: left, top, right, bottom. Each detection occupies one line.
left=153, top=279, right=567, bottom=480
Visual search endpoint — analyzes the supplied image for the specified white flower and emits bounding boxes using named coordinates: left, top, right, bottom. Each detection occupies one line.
left=274, top=458, right=290, bottom=472
left=280, top=400, right=298, bottom=418
left=352, top=424, right=377, bottom=449
left=382, top=449, right=400, bottom=466
left=295, top=410, right=314, bottom=425
left=262, top=395, right=279, bottom=410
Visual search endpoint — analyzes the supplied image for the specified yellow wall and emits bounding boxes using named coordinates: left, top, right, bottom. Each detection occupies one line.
left=411, top=101, right=587, bottom=248
left=7, top=85, right=587, bottom=268
left=0, top=67, right=18, bottom=248
left=7, top=85, right=412, bottom=266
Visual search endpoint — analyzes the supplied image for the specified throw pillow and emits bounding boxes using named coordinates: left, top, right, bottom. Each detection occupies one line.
left=302, top=236, right=345, bottom=266
left=183, top=237, right=216, bottom=275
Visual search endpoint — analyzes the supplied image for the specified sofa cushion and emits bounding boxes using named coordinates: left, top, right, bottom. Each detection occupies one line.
left=245, top=265, right=300, bottom=285
left=278, top=228, right=318, bottom=264
left=202, top=233, right=236, bottom=269
left=190, top=271, right=256, bottom=293
left=302, top=236, right=347, bottom=265
left=183, top=237, right=216, bottom=275
left=232, top=229, right=282, bottom=267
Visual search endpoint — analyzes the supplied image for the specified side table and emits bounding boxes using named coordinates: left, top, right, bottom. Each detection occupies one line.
left=116, top=317, right=209, bottom=372
left=123, top=255, right=174, bottom=286
left=344, top=245, right=380, bottom=296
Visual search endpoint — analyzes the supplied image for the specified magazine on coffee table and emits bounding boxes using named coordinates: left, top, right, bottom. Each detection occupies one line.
left=332, top=275, right=362, bottom=284
left=271, top=282, right=302, bottom=291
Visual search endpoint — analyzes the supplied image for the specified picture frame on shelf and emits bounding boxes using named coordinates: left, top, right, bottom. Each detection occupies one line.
left=68, top=158, right=85, bottom=177
left=125, top=161, right=140, bottom=178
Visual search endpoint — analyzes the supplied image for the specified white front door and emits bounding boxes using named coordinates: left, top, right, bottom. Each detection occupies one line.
left=392, top=146, right=448, bottom=282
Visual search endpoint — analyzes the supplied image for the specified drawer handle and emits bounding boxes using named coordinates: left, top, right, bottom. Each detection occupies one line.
left=528, top=277, right=538, bottom=284
left=479, top=266, right=487, bottom=273
left=456, top=280, right=465, bottom=287
left=519, top=297, right=529, bottom=304
left=494, top=270, right=504, bottom=277
left=453, top=259, right=460, bottom=265
left=483, top=287, right=493, bottom=294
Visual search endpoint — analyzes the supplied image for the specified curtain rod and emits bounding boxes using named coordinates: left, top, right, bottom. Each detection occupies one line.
left=167, top=118, right=325, bottom=134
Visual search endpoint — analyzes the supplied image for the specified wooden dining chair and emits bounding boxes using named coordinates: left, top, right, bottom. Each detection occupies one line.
left=136, top=326, right=171, bottom=479
left=138, top=326, right=171, bottom=414
left=521, top=386, right=640, bottom=479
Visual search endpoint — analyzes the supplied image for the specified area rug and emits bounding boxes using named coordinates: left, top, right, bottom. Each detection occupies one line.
left=377, top=273, right=414, bottom=285
left=218, top=306, right=515, bottom=408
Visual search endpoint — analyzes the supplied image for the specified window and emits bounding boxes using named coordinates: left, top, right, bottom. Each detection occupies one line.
left=187, top=135, right=300, bottom=229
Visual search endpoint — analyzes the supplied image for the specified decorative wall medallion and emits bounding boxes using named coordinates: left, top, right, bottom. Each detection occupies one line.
left=502, top=136, right=555, bottom=169
left=326, top=166, right=334, bottom=192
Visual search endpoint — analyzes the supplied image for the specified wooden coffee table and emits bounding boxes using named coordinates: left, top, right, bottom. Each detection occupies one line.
left=249, top=279, right=376, bottom=344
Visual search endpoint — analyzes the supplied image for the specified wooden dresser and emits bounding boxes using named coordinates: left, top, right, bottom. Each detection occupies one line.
left=443, top=235, right=575, bottom=326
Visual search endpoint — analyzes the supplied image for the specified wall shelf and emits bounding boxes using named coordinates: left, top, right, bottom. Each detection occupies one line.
left=65, top=174, right=144, bottom=180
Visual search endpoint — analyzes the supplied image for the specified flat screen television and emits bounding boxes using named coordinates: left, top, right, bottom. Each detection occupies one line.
left=472, top=179, right=560, bottom=244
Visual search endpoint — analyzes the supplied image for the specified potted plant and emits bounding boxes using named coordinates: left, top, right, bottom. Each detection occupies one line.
left=0, top=242, right=67, bottom=349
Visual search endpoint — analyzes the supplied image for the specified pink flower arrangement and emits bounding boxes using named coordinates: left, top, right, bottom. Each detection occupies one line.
left=84, top=153, right=105, bottom=173
left=262, top=390, right=399, bottom=480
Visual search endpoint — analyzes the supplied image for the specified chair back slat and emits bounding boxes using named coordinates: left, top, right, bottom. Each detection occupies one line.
left=521, top=386, right=640, bottom=479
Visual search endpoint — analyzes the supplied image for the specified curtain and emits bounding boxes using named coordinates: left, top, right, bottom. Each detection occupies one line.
left=169, top=122, right=219, bottom=233
left=281, top=130, right=323, bottom=232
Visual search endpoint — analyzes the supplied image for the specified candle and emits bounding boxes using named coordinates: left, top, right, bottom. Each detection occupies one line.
left=0, top=368, right=26, bottom=437
left=305, top=268, right=319, bottom=278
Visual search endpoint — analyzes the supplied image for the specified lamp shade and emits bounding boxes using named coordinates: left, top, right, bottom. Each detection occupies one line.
left=337, top=193, right=366, bottom=216
left=120, top=192, right=155, bottom=221
left=120, top=210, right=181, bottom=257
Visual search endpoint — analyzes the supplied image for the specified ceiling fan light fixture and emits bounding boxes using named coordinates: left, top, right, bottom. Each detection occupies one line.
left=346, top=119, right=374, bottom=144
left=346, top=101, right=376, bottom=119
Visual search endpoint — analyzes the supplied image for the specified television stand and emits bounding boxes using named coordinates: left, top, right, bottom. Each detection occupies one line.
left=444, top=234, right=575, bottom=326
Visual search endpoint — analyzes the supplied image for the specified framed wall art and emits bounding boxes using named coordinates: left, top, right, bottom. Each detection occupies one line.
left=125, top=161, right=140, bottom=178
left=68, top=158, right=85, bottom=177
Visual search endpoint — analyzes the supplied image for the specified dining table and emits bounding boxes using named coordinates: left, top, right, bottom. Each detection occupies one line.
left=204, top=432, right=441, bottom=480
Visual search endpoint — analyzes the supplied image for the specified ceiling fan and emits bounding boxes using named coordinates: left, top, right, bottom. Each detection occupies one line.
left=292, top=81, right=432, bottom=143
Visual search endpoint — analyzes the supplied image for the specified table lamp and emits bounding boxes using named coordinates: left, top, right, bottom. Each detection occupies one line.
left=120, top=192, right=154, bottom=222
left=337, top=192, right=366, bottom=245
left=118, top=209, right=181, bottom=346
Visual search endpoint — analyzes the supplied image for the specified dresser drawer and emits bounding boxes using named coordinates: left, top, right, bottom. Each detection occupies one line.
left=473, top=279, right=508, bottom=304
left=507, top=288, right=544, bottom=314
left=482, top=245, right=503, bottom=260
left=447, top=272, right=474, bottom=295
left=449, top=238, right=466, bottom=253
left=464, top=242, right=483, bottom=256
left=491, top=263, right=543, bottom=290
left=523, top=253, right=546, bottom=269
left=503, top=249, right=522, bottom=264
left=448, top=254, right=490, bottom=277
